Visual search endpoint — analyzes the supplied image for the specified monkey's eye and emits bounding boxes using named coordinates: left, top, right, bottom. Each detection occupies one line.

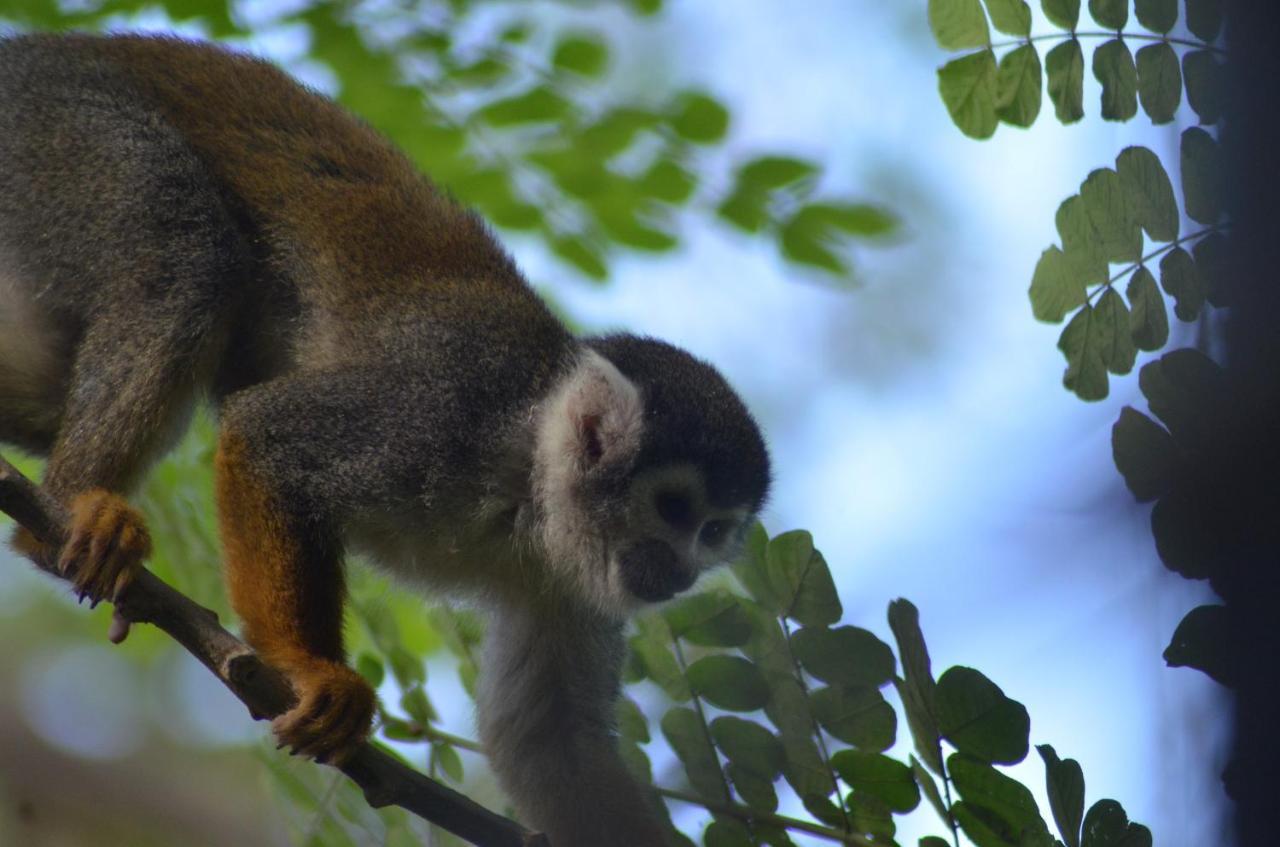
left=699, top=520, right=734, bottom=548
left=655, top=491, right=695, bottom=530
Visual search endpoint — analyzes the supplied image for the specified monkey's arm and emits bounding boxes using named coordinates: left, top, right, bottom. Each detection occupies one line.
left=478, top=600, right=672, bottom=847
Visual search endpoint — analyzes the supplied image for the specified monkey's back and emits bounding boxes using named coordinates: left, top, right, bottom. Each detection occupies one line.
left=0, top=33, right=572, bottom=403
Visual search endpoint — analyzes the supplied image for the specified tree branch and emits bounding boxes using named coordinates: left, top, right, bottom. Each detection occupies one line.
left=0, top=454, right=548, bottom=847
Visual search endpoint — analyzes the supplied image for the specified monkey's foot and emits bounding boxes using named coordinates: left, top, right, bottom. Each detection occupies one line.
left=57, top=490, right=151, bottom=607
left=274, top=662, right=376, bottom=765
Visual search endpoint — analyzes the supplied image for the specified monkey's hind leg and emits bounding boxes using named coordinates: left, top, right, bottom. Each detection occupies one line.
left=215, top=388, right=376, bottom=763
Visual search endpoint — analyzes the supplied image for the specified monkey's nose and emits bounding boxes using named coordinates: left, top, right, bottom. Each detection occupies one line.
left=619, top=538, right=696, bottom=602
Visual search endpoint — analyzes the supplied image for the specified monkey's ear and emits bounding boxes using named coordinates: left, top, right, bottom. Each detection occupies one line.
left=544, top=351, right=644, bottom=470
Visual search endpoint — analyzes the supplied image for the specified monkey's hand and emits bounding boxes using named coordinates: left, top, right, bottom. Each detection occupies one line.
left=13, top=489, right=151, bottom=608
left=274, top=660, right=376, bottom=765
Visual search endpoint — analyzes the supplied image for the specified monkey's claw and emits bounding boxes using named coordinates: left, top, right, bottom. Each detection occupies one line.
left=273, top=662, right=376, bottom=766
left=58, top=489, right=151, bottom=608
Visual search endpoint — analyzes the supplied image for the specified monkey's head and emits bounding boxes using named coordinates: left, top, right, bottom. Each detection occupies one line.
left=531, top=335, right=771, bottom=619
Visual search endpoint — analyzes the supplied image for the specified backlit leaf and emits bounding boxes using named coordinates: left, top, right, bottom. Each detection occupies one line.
left=1093, top=39, right=1137, bottom=121
left=662, top=707, right=726, bottom=802
left=1080, top=168, right=1140, bottom=263
left=1095, top=288, right=1137, bottom=376
left=939, top=50, right=999, bottom=139
left=1183, top=51, right=1224, bottom=124
left=478, top=86, right=569, bottom=125
left=1081, top=800, right=1152, bottom=847
left=936, top=667, right=1030, bottom=764
left=687, top=655, right=770, bottom=712
left=810, top=685, right=897, bottom=751
left=711, top=716, right=785, bottom=778
left=1055, top=195, right=1108, bottom=286
left=996, top=44, right=1042, bottom=127
left=1046, top=39, right=1085, bottom=123
left=791, top=625, right=896, bottom=689
left=929, top=0, right=991, bottom=49
left=833, top=750, right=920, bottom=812
left=1037, top=745, right=1085, bottom=847
left=1125, top=267, right=1169, bottom=352
left=983, top=0, right=1032, bottom=36
left=1060, top=303, right=1109, bottom=400
left=1185, top=0, right=1222, bottom=41
left=669, top=91, right=729, bottom=143
left=766, top=531, right=843, bottom=626
left=1134, top=0, right=1177, bottom=33
left=1158, top=247, right=1205, bottom=321
left=665, top=590, right=755, bottom=647
left=1181, top=128, right=1222, bottom=224
left=1088, top=0, right=1127, bottom=28
left=552, top=34, right=608, bottom=77
left=1116, top=145, right=1178, bottom=243
left=1041, top=0, right=1080, bottom=29
left=1135, top=43, right=1181, bottom=124
left=950, top=753, right=1053, bottom=843
left=1030, top=247, right=1086, bottom=323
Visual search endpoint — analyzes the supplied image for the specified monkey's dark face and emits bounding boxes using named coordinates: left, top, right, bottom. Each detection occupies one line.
left=531, top=345, right=768, bottom=619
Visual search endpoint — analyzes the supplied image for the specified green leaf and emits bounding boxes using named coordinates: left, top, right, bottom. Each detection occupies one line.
left=939, top=50, right=1000, bottom=139
left=1093, top=39, right=1137, bottom=121
left=1116, top=146, right=1178, bottom=243
left=710, top=716, right=785, bottom=778
left=1138, top=348, right=1225, bottom=450
left=983, top=0, right=1032, bottom=36
left=848, top=793, right=897, bottom=839
left=1124, top=267, right=1169, bottom=352
left=888, top=599, right=943, bottom=775
left=1060, top=303, right=1110, bottom=401
left=717, top=189, right=771, bottom=233
left=1185, top=0, right=1222, bottom=42
left=550, top=236, right=608, bottom=281
left=665, top=590, right=755, bottom=647
left=478, top=86, right=570, bottom=126
left=1134, top=0, right=1177, bottom=33
left=1080, top=168, right=1140, bottom=264
left=400, top=685, right=436, bottom=724
left=1158, top=247, right=1205, bottom=322
left=1030, top=247, right=1088, bottom=324
left=950, top=753, right=1053, bottom=843
left=810, top=685, right=897, bottom=751
left=626, top=0, right=663, bottom=14
left=552, top=34, right=608, bottom=77
left=936, top=667, right=1030, bottom=764
left=1041, top=0, right=1081, bottom=29
left=952, top=801, right=1018, bottom=847
left=1037, top=745, right=1086, bottom=847
left=617, top=696, right=650, bottom=743
left=732, top=523, right=780, bottom=611
left=1183, top=51, right=1224, bottom=125
left=687, top=655, right=771, bottom=712
left=913, top=756, right=950, bottom=824
left=638, top=159, right=697, bottom=204
left=1046, top=39, right=1086, bottom=124
left=1055, top=195, right=1108, bottom=286
left=833, top=751, right=920, bottom=812
left=1081, top=800, right=1152, bottom=847
left=1095, top=288, right=1137, bottom=375
left=705, top=818, right=755, bottom=847
left=434, top=743, right=464, bottom=783
left=1134, top=43, right=1181, bottom=124
left=1193, top=232, right=1232, bottom=307
left=929, top=0, right=991, bottom=49
left=726, top=762, right=779, bottom=814
left=739, top=156, right=819, bottom=190
left=743, top=619, right=831, bottom=798
left=1162, top=604, right=1234, bottom=686
left=780, top=211, right=844, bottom=274
left=996, top=44, right=1042, bottom=127
left=804, top=795, right=846, bottom=827
left=766, top=531, right=843, bottom=626
left=920, top=839, right=953, bottom=847
left=669, top=91, right=729, bottom=143
left=790, top=626, right=896, bottom=689
left=356, top=653, right=385, bottom=689
left=1181, top=127, right=1222, bottom=224
left=662, top=707, right=727, bottom=803
left=579, top=108, right=659, bottom=157
left=1087, top=0, right=1127, bottom=28
left=1114, top=405, right=1191, bottom=503
left=630, top=614, right=691, bottom=700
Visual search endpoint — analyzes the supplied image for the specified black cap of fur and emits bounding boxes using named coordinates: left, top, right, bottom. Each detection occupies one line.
left=585, top=334, right=771, bottom=513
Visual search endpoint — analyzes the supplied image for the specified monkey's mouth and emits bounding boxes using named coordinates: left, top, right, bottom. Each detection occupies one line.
left=618, top=539, right=696, bottom=602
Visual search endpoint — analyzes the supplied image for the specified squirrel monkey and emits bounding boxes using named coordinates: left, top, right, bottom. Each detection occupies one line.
left=0, top=33, right=771, bottom=845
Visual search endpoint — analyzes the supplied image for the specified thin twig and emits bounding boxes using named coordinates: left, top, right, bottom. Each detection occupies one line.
left=0, top=454, right=548, bottom=847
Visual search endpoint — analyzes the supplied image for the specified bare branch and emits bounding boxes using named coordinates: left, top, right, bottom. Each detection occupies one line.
left=0, top=454, right=549, bottom=847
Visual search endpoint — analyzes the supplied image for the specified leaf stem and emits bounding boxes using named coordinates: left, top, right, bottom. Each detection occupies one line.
left=780, top=617, right=853, bottom=834
left=989, top=30, right=1225, bottom=57
left=1084, top=225, right=1224, bottom=304
left=671, top=637, right=742, bottom=814
left=657, top=787, right=874, bottom=846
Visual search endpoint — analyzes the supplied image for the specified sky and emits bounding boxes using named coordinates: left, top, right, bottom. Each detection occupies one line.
left=0, top=2, right=1232, bottom=845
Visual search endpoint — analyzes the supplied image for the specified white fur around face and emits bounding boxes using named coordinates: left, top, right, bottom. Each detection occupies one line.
left=531, top=349, right=644, bottom=617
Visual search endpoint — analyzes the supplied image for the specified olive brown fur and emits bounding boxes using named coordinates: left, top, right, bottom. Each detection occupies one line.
left=0, top=32, right=770, bottom=847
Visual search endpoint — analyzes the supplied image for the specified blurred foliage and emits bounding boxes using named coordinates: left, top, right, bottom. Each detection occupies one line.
left=0, top=0, right=895, bottom=282
left=930, top=3, right=1260, bottom=812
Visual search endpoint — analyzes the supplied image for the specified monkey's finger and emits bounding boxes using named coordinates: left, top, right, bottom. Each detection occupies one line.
left=107, top=611, right=131, bottom=644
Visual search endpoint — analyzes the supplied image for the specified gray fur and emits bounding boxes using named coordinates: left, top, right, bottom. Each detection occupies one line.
left=0, top=33, right=770, bottom=845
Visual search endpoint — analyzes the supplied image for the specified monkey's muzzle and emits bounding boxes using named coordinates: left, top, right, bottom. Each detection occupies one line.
left=619, top=538, right=695, bottom=602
